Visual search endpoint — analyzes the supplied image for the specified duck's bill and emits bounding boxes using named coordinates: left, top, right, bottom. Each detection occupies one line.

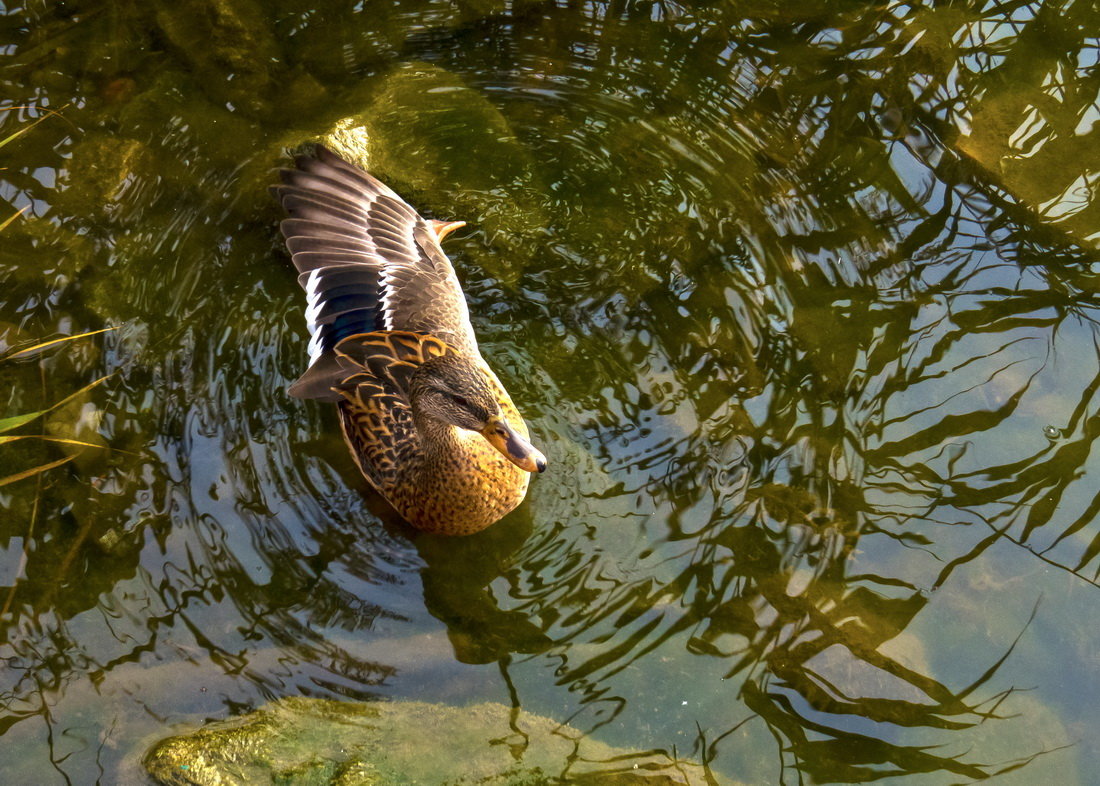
left=482, top=417, right=547, bottom=473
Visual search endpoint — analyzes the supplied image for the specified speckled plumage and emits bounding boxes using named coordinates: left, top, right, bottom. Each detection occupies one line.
left=273, top=146, right=543, bottom=535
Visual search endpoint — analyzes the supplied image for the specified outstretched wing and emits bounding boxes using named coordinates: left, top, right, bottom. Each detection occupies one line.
left=272, top=146, right=478, bottom=399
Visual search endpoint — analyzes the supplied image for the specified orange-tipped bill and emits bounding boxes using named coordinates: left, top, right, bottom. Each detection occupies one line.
left=429, top=219, right=466, bottom=243
left=482, top=417, right=547, bottom=473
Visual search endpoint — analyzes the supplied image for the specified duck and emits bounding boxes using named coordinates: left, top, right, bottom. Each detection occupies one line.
left=273, top=145, right=545, bottom=535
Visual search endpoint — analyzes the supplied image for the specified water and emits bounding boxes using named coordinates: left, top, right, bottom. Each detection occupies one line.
left=2, top=1, right=1100, bottom=782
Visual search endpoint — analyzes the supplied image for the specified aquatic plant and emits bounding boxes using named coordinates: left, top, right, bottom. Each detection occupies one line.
left=0, top=327, right=116, bottom=487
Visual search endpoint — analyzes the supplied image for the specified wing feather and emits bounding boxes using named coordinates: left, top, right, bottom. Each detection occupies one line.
left=274, top=145, right=478, bottom=399
left=325, top=331, right=456, bottom=494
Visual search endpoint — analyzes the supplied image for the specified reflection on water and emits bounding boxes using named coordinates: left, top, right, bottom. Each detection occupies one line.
left=2, top=0, right=1100, bottom=782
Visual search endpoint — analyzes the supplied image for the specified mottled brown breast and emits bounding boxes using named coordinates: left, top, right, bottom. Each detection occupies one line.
left=389, top=427, right=531, bottom=535
left=332, top=331, right=533, bottom=535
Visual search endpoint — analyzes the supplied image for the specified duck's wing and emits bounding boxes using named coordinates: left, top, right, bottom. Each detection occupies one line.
left=326, top=331, right=454, bottom=491
left=331, top=331, right=453, bottom=398
left=273, top=146, right=477, bottom=400
left=337, top=382, right=413, bottom=496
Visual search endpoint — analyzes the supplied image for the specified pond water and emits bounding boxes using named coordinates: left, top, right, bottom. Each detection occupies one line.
left=2, top=1, right=1100, bottom=783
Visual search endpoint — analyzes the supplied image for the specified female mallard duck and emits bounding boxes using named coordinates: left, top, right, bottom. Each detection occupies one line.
left=273, top=146, right=545, bottom=535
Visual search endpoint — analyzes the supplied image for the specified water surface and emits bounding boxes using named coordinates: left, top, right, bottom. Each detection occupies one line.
left=2, top=1, right=1100, bottom=783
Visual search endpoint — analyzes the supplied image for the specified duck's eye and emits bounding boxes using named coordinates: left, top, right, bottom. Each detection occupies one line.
left=451, top=394, right=470, bottom=408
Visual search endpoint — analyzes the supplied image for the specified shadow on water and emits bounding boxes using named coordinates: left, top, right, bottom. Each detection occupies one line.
left=1, top=0, right=1100, bottom=782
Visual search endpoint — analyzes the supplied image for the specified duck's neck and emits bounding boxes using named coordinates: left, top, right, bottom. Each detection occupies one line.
left=412, top=411, right=464, bottom=471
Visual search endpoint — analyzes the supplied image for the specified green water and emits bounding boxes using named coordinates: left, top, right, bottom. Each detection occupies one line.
left=2, top=1, right=1100, bottom=783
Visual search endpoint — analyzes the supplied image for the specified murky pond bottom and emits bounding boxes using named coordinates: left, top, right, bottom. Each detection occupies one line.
left=2, top=1, right=1100, bottom=783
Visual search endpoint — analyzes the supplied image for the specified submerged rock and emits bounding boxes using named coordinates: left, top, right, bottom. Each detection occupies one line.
left=360, top=62, right=532, bottom=197
left=55, top=134, right=154, bottom=223
left=323, top=62, right=549, bottom=281
left=246, top=62, right=548, bottom=280
left=153, top=0, right=281, bottom=112
left=144, top=697, right=718, bottom=785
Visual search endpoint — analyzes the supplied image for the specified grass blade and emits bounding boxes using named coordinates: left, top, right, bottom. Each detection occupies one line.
left=0, top=113, right=48, bottom=151
left=0, top=455, right=75, bottom=487
left=4, top=326, right=118, bottom=360
left=0, top=410, right=48, bottom=433
left=0, top=205, right=27, bottom=233
left=0, top=435, right=109, bottom=450
left=0, top=373, right=112, bottom=433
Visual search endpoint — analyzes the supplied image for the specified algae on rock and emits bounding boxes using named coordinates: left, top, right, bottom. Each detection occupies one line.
left=144, top=697, right=720, bottom=785
left=55, top=134, right=154, bottom=223
left=153, top=0, right=282, bottom=112
left=340, top=62, right=549, bottom=281
left=244, top=62, right=548, bottom=278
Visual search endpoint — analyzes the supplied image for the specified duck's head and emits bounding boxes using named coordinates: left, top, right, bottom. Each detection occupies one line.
left=409, top=355, right=547, bottom=473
